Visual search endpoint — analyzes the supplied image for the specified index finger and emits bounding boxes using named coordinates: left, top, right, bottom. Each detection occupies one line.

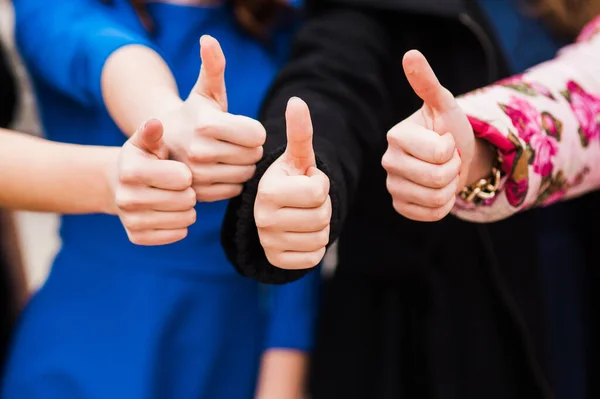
left=387, top=121, right=455, bottom=164
left=208, top=113, right=266, bottom=148
left=121, top=157, right=193, bottom=191
left=258, top=171, right=329, bottom=209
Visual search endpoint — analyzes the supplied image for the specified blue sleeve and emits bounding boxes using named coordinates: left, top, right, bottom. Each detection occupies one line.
left=13, top=0, right=157, bottom=106
left=262, top=267, right=320, bottom=352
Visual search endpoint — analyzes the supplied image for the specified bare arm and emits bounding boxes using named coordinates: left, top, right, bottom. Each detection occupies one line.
left=256, top=349, right=308, bottom=399
left=101, top=45, right=183, bottom=136
left=0, top=129, right=118, bottom=214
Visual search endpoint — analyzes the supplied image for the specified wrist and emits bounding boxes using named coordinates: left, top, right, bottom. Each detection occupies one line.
left=101, top=147, right=121, bottom=215
left=465, top=138, right=496, bottom=186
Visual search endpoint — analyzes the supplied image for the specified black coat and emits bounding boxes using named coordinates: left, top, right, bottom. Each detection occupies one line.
left=222, top=1, right=599, bottom=397
left=0, top=41, right=19, bottom=373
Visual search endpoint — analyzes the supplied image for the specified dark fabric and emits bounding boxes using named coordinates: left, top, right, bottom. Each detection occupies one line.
left=221, top=0, right=597, bottom=397
left=0, top=42, right=17, bottom=128
left=0, top=42, right=18, bottom=374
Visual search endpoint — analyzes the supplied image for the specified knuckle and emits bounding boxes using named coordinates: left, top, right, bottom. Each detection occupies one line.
left=229, top=184, right=243, bottom=199
left=188, top=143, right=216, bottom=163
left=240, top=165, right=257, bottom=182
left=315, top=228, right=330, bottom=248
left=392, top=200, right=406, bottom=216
left=385, top=175, right=396, bottom=194
left=184, top=188, right=198, bottom=208
left=196, top=192, right=218, bottom=202
left=195, top=119, right=216, bottom=137
left=431, top=146, right=447, bottom=164
left=308, top=184, right=326, bottom=204
left=115, top=191, right=139, bottom=211
left=254, top=208, right=273, bottom=229
left=429, top=189, right=450, bottom=208
left=248, top=122, right=267, bottom=147
left=194, top=186, right=214, bottom=202
left=124, top=214, right=144, bottom=231
left=258, top=232, right=277, bottom=251
left=247, top=146, right=264, bottom=164
left=265, top=251, right=284, bottom=268
left=306, top=249, right=325, bottom=268
left=430, top=204, right=451, bottom=221
left=184, top=209, right=197, bottom=227
left=429, top=169, right=447, bottom=188
left=386, top=127, right=401, bottom=146
left=256, top=186, right=278, bottom=205
left=127, top=231, right=147, bottom=246
left=316, top=204, right=332, bottom=229
left=381, top=151, right=394, bottom=171
left=119, top=163, right=142, bottom=183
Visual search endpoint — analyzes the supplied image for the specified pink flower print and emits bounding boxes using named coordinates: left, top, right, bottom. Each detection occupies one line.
left=498, top=75, right=555, bottom=99
left=497, top=74, right=524, bottom=86
left=505, top=178, right=528, bottom=207
left=528, top=81, right=555, bottom=100
left=500, top=96, right=541, bottom=142
left=541, top=112, right=562, bottom=140
left=529, top=133, right=558, bottom=177
left=467, top=115, right=516, bottom=152
left=562, top=80, right=600, bottom=147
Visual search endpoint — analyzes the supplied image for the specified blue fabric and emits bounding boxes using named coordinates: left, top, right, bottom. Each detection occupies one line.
left=478, top=2, right=587, bottom=398
left=477, top=0, right=566, bottom=72
left=2, top=2, right=317, bottom=398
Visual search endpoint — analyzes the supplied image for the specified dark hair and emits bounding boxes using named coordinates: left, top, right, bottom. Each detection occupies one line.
left=104, top=0, right=291, bottom=39
left=526, top=0, right=600, bottom=35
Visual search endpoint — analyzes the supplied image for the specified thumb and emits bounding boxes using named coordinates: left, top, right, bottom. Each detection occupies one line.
left=403, top=50, right=457, bottom=113
left=283, top=97, right=316, bottom=174
left=192, top=35, right=228, bottom=111
left=130, top=119, right=168, bottom=160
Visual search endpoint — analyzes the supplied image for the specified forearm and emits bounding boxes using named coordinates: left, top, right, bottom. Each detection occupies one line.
left=0, top=129, right=118, bottom=214
left=452, top=16, right=600, bottom=223
left=255, top=349, right=307, bottom=399
left=101, top=45, right=183, bottom=136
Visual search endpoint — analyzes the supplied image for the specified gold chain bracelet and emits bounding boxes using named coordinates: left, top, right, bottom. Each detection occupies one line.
left=458, top=152, right=503, bottom=204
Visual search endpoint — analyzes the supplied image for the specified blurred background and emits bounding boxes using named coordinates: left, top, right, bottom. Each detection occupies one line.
left=1, top=0, right=59, bottom=291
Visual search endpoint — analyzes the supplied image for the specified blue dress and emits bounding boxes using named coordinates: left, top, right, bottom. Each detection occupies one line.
left=1, top=1, right=318, bottom=398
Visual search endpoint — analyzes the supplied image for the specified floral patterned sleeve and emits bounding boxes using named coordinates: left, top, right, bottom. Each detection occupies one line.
left=452, top=16, right=600, bottom=223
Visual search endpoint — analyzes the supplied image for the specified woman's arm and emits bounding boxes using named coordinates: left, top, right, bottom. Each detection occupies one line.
left=0, top=129, right=118, bottom=214
left=0, top=122, right=196, bottom=246
left=221, top=1, right=394, bottom=284
left=13, top=0, right=181, bottom=136
left=256, top=350, right=307, bottom=399
left=14, top=2, right=264, bottom=203
left=255, top=269, right=320, bottom=398
left=453, top=16, right=600, bottom=222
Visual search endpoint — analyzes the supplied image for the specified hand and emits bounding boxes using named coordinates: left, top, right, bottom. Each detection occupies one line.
left=113, top=119, right=197, bottom=245
left=254, top=97, right=331, bottom=270
left=161, top=35, right=266, bottom=202
left=382, top=50, right=475, bottom=221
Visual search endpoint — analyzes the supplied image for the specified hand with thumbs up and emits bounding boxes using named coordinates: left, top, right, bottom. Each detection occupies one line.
left=112, top=119, right=197, bottom=246
left=159, top=35, right=266, bottom=202
left=254, top=98, right=332, bottom=270
left=382, top=50, right=482, bottom=222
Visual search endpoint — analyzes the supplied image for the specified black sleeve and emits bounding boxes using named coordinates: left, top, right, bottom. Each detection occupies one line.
left=221, top=1, right=394, bottom=284
left=0, top=42, right=17, bottom=129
